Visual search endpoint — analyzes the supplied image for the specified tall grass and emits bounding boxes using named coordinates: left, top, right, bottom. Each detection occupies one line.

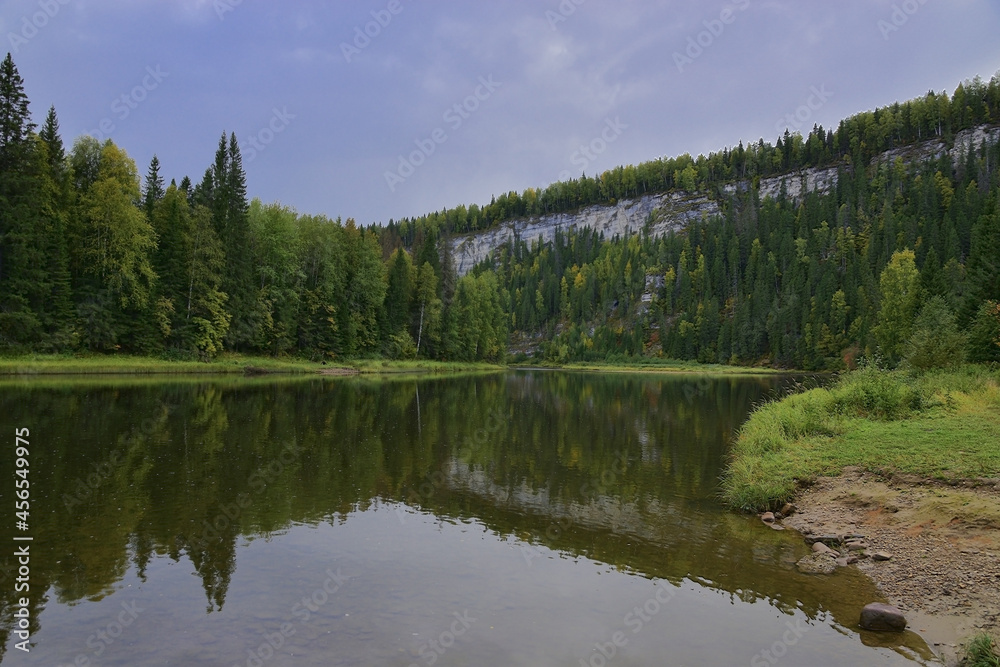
left=720, top=365, right=1000, bottom=512
left=964, top=634, right=1000, bottom=667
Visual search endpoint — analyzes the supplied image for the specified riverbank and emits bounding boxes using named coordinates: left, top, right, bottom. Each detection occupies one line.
left=0, top=354, right=504, bottom=376
left=722, top=365, right=1000, bottom=665
left=781, top=468, right=1000, bottom=666
left=0, top=354, right=790, bottom=377
left=555, top=359, right=786, bottom=375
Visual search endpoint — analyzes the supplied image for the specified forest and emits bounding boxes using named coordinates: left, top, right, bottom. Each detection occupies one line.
left=1, top=51, right=999, bottom=369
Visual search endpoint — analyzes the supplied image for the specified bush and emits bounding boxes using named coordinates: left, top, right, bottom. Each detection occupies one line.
left=829, top=365, right=928, bottom=420
left=903, top=296, right=967, bottom=370
left=968, top=301, right=1000, bottom=364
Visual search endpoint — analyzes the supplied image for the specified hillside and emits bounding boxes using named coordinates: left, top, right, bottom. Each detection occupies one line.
left=2, top=49, right=999, bottom=368
left=450, top=125, right=999, bottom=276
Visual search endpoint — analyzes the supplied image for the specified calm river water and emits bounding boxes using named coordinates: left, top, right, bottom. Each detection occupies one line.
left=0, top=371, right=939, bottom=665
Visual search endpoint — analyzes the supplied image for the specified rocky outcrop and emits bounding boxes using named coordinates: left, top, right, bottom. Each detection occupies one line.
left=449, top=124, right=1000, bottom=275
left=451, top=191, right=718, bottom=275
left=859, top=602, right=907, bottom=632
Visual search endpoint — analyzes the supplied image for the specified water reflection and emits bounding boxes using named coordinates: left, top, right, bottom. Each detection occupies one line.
left=0, top=372, right=936, bottom=664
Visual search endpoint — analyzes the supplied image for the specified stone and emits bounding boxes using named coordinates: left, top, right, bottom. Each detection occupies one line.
left=812, top=542, right=837, bottom=555
left=859, top=603, right=907, bottom=632
left=805, top=534, right=841, bottom=546
left=871, top=552, right=893, bottom=562
left=846, top=542, right=869, bottom=551
left=836, top=557, right=850, bottom=567
left=760, top=512, right=775, bottom=523
left=780, top=503, right=795, bottom=516
left=769, top=523, right=785, bottom=531
left=796, top=553, right=838, bottom=575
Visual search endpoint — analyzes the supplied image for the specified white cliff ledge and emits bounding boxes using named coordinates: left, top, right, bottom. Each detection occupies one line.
left=450, top=124, right=999, bottom=276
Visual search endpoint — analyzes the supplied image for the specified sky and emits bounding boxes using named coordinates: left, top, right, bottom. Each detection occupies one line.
left=4, top=0, right=1000, bottom=225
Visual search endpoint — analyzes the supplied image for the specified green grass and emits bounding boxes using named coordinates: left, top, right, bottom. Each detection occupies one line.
left=721, top=365, right=1000, bottom=511
left=964, top=634, right=1000, bottom=667
left=345, top=359, right=504, bottom=374
left=0, top=354, right=503, bottom=376
left=555, top=359, right=786, bottom=375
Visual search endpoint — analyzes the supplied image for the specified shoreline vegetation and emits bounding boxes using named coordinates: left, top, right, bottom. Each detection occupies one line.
left=0, top=354, right=796, bottom=377
left=0, top=354, right=506, bottom=376
left=722, top=363, right=1000, bottom=666
left=721, top=364, right=1000, bottom=512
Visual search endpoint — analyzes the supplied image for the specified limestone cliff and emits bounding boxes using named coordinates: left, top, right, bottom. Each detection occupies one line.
left=449, top=124, right=999, bottom=276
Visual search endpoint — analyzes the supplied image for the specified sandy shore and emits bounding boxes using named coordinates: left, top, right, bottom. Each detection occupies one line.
left=779, top=467, right=1000, bottom=666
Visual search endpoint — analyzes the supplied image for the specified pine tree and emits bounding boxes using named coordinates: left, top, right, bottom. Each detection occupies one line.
left=143, top=155, right=165, bottom=219
left=0, top=53, right=49, bottom=347
left=37, top=106, right=75, bottom=347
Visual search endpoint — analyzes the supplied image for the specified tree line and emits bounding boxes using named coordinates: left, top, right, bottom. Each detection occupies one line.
left=1, top=50, right=998, bottom=367
left=483, top=134, right=1000, bottom=369
left=0, top=54, right=505, bottom=361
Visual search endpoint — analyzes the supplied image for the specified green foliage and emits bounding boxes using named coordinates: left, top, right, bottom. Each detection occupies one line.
left=964, top=634, right=1000, bottom=667
left=968, top=301, right=1000, bottom=363
left=722, top=366, right=1000, bottom=511
left=903, top=296, right=967, bottom=370
left=874, top=250, right=921, bottom=364
left=3, top=51, right=1000, bottom=367
left=828, top=363, right=929, bottom=420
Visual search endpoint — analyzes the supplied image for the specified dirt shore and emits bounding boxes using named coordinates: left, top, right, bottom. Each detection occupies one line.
left=780, top=467, right=1000, bottom=666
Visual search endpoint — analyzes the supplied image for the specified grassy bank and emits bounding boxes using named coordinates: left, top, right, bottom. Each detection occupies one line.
left=552, top=359, right=786, bottom=375
left=346, top=359, right=504, bottom=374
left=721, top=364, right=1000, bottom=512
left=1, top=353, right=785, bottom=377
left=964, top=634, right=1000, bottom=667
left=0, top=354, right=503, bottom=376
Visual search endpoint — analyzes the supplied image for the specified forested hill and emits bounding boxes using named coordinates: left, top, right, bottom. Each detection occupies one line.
left=1, top=50, right=999, bottom=369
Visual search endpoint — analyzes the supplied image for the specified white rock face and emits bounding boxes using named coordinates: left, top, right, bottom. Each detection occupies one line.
left=449, top=124, right=1000, bottom=276
left=451, top=191, right=719, bottom=275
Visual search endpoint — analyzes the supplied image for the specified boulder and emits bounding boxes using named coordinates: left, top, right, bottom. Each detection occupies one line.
left=760, top=512, right=775, bottom=523
left=796, top=553, right=838, bottom=575
left=859, top=603, right=906, bottom=632
left=871, top=552, right=893, bottom=562
left=812, top=542, right=837, bottom=555
left=780, top=503, right=796, bottom=516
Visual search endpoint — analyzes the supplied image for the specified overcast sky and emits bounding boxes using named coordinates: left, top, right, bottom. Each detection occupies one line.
left=4, top=0, right=999, bottom=224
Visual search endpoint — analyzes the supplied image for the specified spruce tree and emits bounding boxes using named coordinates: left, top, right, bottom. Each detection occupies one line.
left=143, top=155, right=165, bottom=220
left=0, top=53, right=48, bottom=347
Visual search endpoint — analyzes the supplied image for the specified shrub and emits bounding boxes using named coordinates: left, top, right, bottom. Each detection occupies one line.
left=903, top=296, right=967, bottom=370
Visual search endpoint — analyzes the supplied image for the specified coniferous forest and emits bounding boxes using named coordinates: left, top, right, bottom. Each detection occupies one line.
left=1, top=51, right=999, bottom=369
